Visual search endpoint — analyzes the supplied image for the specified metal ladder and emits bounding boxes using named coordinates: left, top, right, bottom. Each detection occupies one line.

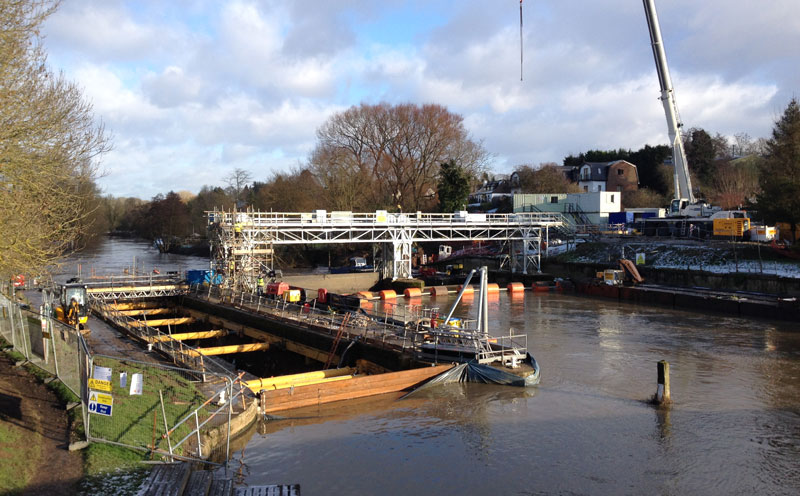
left=324, top=312, right=351, bottom=370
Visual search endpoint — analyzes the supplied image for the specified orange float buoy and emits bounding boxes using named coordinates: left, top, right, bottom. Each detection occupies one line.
left=486, top=283, right=499, bottom=293
left=404, top=287, right=422, bottom=298
left=357, top=291, right=373, bottom=299
left=507, top=282, right=525, bottom=292
left=379, top=289, right=397, bottom=300
left=458, top=285, right=474, bottom=295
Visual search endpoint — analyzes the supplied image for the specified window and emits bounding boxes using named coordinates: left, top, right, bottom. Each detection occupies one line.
left=610, top=194, right=615, bottom=203
left=617, top=169, right=624, bottom=175
left=551, top=196, right=558, bottom=203
left=583, top=185, right=588, bottom=192
left=596, top=185, right=603, bottom=192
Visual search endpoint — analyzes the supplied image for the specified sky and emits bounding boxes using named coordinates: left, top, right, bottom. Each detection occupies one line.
left=41, top=0, right=800, bottom=200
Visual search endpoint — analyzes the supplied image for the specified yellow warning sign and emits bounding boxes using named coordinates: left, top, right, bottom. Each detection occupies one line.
left=89, top=391, right=113, bottom=406
left=88, top=378, right=112, bottom=392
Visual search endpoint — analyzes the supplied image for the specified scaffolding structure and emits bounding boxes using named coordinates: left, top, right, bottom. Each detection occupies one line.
left=206, top=209, right=563, bottom=289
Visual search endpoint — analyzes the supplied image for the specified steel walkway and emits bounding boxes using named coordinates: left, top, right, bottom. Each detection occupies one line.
left=208, top=210, right=564, bottom=287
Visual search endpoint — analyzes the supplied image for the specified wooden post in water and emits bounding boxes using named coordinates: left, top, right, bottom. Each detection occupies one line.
left=656, top=360, right=671, bottom=405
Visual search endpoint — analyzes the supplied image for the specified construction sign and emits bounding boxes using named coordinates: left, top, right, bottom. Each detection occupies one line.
left=88, top=391, right=113, bottom=416
left=636, top=252, right=646, bottom=265
left=88, top=378, right=112, bottom=392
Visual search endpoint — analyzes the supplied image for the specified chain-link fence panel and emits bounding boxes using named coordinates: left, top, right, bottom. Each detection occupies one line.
left=85, top=354, right=236, bottom=465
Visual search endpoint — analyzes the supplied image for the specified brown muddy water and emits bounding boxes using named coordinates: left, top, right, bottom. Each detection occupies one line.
left=68, top=239, right=800, bottom=495
left=227, top=292, right=800, bottom=495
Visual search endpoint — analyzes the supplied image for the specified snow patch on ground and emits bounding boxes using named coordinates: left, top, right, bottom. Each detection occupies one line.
left=564, top=241, right=800, bottom=279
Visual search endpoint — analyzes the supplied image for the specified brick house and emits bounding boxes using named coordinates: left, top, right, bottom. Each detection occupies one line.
left=577, top=160, right=639, bottom=193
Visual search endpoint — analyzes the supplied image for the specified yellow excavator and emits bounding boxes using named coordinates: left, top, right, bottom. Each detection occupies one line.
left=54, top=282, right=89, bottom=333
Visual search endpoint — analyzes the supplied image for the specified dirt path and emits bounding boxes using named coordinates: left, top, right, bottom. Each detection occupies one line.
left=0, top=352, right=83, bottom=495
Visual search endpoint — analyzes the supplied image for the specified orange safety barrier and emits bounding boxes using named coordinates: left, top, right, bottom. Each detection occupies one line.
left=379, top=289, right=397, bottom=300
left=486, top=283, right=499, bottom=293
left=404, top=287, right=422, bottom=298
left=507, top=282, right=525, bottom=292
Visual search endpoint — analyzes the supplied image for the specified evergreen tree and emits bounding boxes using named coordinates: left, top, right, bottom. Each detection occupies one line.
left=437, top=160, right=471, bottom=213
left=755, top=99, right=800, bottom=241
left=684, top=128, right=716, bottom=189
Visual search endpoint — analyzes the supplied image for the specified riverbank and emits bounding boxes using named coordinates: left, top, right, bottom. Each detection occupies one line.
left=547, top=238, right=800, bottom=295
left=0, top=346, right=83, bottom=495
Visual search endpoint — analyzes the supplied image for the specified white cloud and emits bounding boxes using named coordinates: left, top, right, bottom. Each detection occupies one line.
left=39, top=0, right=799, bottom=199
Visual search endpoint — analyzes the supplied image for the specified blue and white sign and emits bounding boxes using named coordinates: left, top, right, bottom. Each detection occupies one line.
left=88, top=391, right=113, bottom=416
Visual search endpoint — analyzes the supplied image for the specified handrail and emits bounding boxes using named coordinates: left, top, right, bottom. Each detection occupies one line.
left=207, top=210, right=564, bottom=227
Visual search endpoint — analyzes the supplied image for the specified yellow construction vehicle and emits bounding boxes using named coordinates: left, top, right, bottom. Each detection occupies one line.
left=54, top=283, right=89, bottom=333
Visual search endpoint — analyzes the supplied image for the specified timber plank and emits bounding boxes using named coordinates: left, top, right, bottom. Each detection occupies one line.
left=184, top=309, right=336, bottom=364
left=184, top=470, right=213, bottom=496
left=235, top=485, right=300, bottom=496
left=208, top=478, right=234, bottom=496
left=129, top=317, right=196, bottom=327
left=136, top=463, right=190, bottom=496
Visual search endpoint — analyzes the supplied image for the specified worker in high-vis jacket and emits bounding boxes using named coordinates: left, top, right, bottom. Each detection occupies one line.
left=257, top=275, right=266, bottom=296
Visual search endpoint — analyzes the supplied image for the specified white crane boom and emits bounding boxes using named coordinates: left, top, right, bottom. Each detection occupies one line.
left=643, top=0, right=697, bottom=211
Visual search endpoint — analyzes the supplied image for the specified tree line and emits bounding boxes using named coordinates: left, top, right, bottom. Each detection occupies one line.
left=1, top=0, right=110, bottom=279
left=4, top=0, right=798, bottom=280
left=101, top=99, right=800, bottom=247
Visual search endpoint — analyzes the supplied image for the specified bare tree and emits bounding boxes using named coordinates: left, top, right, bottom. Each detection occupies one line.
left=514, top=163, right=581, bottom=194
left=310, top=102, right=489, bottom=211
left=0, top=0, right=111, bottom=278
left=224, top=168, right=253, bottom=205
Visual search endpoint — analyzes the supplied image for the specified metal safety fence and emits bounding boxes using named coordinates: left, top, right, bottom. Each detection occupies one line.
left=188, top=283, right=424, bottom=356
left=0, top=288, right=87, bottom=399
left=91, top=299, right=234, bottom=377
left=84, top=354, right=242, bottom=465
left=0, top=286, right=246, bottom=468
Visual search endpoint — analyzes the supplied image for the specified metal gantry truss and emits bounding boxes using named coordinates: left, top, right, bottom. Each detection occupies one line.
left=206, top=210, right=563, bottom=288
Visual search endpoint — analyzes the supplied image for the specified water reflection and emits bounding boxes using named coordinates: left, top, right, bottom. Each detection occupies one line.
left=225, top=291, right=800, bottom=495
left=72, top=239, right=800, bottom=494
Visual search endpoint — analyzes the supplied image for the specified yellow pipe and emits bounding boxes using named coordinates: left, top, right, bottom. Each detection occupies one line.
left=109, top=302, right=166, bottom=310
left=148, top=330, right=229, bottom=343
left=242, top=367, right=355, bottom=391
left=118, top=308, right=174, bottom=316
left=183, top=342, right=270, bottom=356
left=128, top=317, right=195, bottom=327
left=244, top=374, right=355, bottom=393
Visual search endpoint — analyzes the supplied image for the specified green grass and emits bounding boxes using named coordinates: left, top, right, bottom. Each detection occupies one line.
left=85, top=356, right=211, bottom=471
left=0, top=416, right=36, bottom=495
left=2, top=336, right=220, bottom=480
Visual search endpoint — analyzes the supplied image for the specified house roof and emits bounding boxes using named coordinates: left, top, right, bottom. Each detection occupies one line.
left=579, top=160, right=638, bottom=182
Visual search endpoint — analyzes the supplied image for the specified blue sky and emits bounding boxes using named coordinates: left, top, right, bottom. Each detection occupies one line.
left=41, top=0, right=799, bottom=199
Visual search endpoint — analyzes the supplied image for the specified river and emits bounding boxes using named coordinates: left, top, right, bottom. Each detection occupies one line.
left=71, top=238, right=800, bottom=495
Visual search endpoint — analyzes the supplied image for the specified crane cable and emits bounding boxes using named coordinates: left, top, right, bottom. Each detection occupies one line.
left=520, top=0, right=524, bottom=81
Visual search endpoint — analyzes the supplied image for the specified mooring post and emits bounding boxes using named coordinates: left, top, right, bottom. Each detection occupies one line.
left=656, top=360, right=671, bottom=405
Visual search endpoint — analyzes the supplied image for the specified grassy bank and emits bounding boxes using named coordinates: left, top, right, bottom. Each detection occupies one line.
left=1, top=337, right=216, bottom=495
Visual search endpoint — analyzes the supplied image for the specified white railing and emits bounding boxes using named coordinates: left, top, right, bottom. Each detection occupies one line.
left=208, top=210, right=564, bottom=228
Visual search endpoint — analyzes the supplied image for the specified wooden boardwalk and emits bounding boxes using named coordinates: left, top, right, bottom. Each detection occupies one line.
left=137, top=463, right=299, bottom=496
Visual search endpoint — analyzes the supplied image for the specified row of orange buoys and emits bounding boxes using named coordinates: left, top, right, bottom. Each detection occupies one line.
left=356, top=281, right=560, bottom=300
